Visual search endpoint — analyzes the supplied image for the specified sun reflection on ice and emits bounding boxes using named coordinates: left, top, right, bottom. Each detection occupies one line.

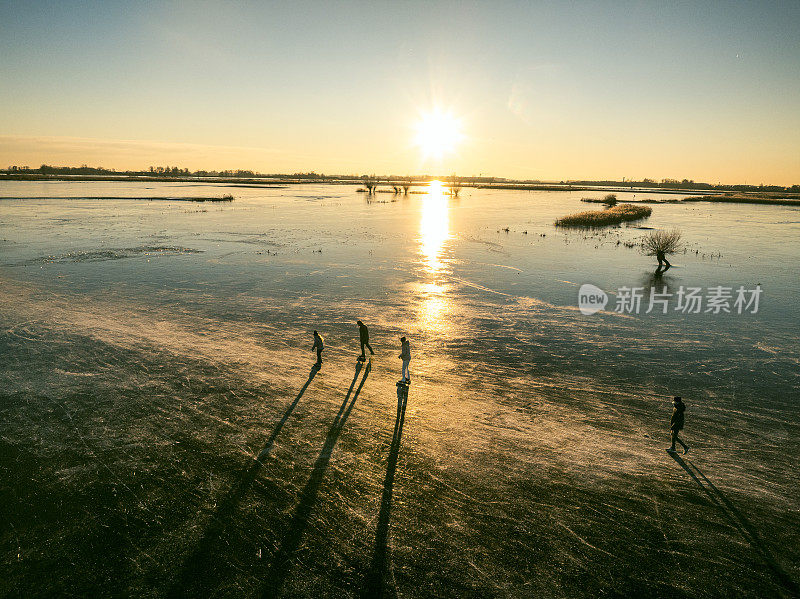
left=419, top=293, right=448, bottom=330
left=417, top=181, right=453, bottom=331
left=420, top=181, right=451, bottom=276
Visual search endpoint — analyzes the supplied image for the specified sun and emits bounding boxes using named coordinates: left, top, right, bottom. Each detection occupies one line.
left=414, top=108, right=464, bottom=161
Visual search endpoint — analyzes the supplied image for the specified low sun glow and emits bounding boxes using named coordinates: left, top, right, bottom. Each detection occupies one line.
left=414, top=109, right=464, bottom=161
left=419, top=180, right=450, bottom=275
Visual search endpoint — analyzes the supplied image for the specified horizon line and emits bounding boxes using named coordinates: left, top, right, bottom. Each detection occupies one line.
left=2, top=164, right=798, bottom=190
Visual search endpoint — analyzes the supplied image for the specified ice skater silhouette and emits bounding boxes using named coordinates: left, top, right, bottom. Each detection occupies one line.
left=312, top=330, right=324, bottom=367
left=667, top=396, right=689, bottom=454
left=398, top=336, right=411, bottom=385
left=357, top=320, right=374, bottom=360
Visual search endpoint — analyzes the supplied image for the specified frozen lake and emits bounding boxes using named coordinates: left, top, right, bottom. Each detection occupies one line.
left=1, top=180, right=798, bottom=405
left=1, top=180, right=799, bottom=597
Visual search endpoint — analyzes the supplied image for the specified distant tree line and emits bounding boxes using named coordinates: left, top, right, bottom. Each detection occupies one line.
left=149, top=166, right=191, bottom=176
left=565, top=177, right=800, bottom=193
left=32, top=164, right=119, bottom=175
left=1, top=165, right=501, bottom=184
left=2, top=165, right=797, bottom=192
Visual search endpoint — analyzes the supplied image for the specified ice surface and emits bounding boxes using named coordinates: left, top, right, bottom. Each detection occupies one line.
left=1, top=181, right=798, bottom=597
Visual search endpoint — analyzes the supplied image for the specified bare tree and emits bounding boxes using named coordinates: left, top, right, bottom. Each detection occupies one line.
left=448, top=174, right=462, bottom=197
left=642, top=229, right=683, bottom=255
left=362, top=175, right=377, bottom=195
left=602, top=193, right=618, bottom=207
left=642, top=228, right=683, bottom=272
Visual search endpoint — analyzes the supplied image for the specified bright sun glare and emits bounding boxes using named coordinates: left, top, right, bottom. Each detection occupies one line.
left=414, top=109, right=464, bottom=161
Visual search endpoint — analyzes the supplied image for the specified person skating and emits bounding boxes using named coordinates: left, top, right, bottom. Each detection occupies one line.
left=398, top=336, right=411, bottom=385
left=312, top=330, right=324, bottom=367
left=357, top=320, right=374, bottom=361
left=667, top=396, right=689, bottom=454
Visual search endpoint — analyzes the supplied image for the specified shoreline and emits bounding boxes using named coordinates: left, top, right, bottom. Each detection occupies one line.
left=2, top=173, right=799, bottom=201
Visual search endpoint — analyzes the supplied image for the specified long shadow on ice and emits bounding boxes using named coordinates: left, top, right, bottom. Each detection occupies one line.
left=261, top=360, right=371, bottom=597
left=167, top=364, right=319, bottom=599
left=668, top=451, right=798, bottom=596
left=361, top=383, right=409, bottom=599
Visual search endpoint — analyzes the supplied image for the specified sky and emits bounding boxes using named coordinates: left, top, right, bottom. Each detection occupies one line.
left=1, top=1, right=799, bottom=184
